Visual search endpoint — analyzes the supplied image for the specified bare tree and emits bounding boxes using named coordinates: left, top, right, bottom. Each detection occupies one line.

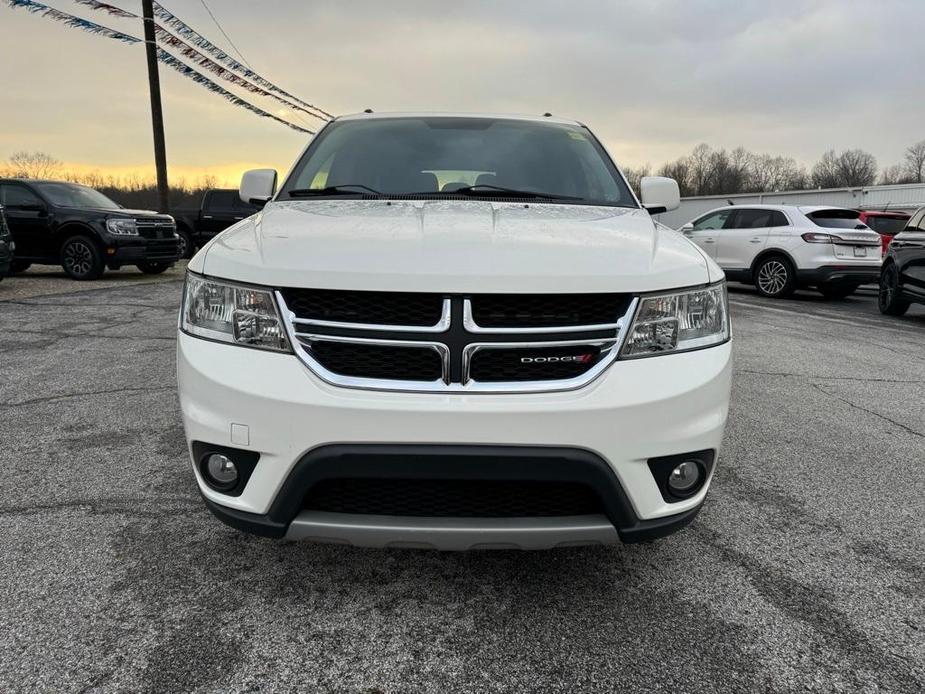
left=811, top=149, right=877, bottom=188
left=686, top=143, right=713, bottom=196
left=658, top=159, right=692, bottom=197
left=621, top=164, right=651, bottom=197
left=749, top=154, right=807, bottom=192
left=5, top=151, right=62, bottom=179
left=880, top=163, right=916, bottom=185
left=903, top=140, right=925, bottom=183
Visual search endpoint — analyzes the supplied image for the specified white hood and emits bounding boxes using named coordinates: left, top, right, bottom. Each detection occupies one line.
left=197, top=200, right=711, bottom=293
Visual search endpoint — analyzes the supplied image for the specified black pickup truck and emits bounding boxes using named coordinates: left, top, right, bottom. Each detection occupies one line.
left=0, top=179, right=179, bottom=280
left=172, top=189, right=260, bottom=258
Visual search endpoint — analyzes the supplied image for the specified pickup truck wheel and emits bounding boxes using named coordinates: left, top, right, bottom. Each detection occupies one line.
left=61, top=236, right=104, bottom=281
left=176, top=229, right=194, bottom=259
left=754, top=255, right=796, bottom=298
left=10, top=260, right=31, bottom=274
left=878, top=263, right=910, bottom=316
left=819, top=284, right=859, bottom=300
left=136, top=262, right=172, bottom=275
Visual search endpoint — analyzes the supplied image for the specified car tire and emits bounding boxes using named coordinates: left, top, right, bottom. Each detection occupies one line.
left=176, top=228, right=194, bottom=259
left=136, top=262, right=173, bottom=275
left=61, top=236, right=105, bottom=281
left=10, top=260, right=31, bottom=274
left=819, top=284, right=859, bottom=300
left=878, top=263, right=910, bottom=316
left=753, top=255, right=796, bottom=298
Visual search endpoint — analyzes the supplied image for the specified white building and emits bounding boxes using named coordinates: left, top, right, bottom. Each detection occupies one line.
left=653, top=182, right=925, bottom=229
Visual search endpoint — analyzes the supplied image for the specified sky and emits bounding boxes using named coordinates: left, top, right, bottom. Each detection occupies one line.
left=2, top=0, right=924, bottom=187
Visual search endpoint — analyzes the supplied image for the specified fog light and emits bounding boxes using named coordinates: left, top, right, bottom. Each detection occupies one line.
left=667, top=461, right=702, bottom=496
left=205, top=453, right=238, bottom=488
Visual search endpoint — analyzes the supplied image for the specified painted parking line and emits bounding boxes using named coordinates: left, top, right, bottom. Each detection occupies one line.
left=727, top=298, right=922, bottom=336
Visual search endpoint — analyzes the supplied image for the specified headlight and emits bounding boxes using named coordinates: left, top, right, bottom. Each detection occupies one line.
left=621, top=282, right=729, bottom=358
left=181, top=273, right=290, bottom=352
left=106, top=218, right=138, bottom=236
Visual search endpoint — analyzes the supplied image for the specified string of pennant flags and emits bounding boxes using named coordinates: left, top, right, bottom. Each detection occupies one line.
left=73, top=0, right=332, bottom=121
left=7, top=0, right=332, bottom=134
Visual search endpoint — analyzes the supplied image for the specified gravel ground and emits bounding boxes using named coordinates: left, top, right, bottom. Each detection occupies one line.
left=0, top=278, right=923, bottom=693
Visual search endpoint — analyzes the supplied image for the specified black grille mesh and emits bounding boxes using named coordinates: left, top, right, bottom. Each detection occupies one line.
left=309, top=341, right=442, bottom=381
left=471, top=293, right=628, bottom=328
left=281, top=288, right=443, bottom=326
left=304, top=478, right=603, bottom=517
left=469, top=345, right=601, bottom=382
left=286, top=290, right=628, bottom=386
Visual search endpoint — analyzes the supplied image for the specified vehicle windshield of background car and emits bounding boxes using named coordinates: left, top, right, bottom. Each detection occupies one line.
left=280, top=117, right=637, bottom=207
left=807, top=209, right=870, bottom=229
left=32, top=182, right=121, bottom=210
left=865, top=215, right=910, bottom=233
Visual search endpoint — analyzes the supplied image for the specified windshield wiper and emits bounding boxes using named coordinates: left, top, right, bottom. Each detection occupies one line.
left=450, top=184, right=585, bottom=201
left=288, top=184, right=381, bottom=197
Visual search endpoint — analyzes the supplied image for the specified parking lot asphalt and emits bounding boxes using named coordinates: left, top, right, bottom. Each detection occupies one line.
left=0, top=277, right=923, bottom=693
left=0, top=263, right=188, bottom=301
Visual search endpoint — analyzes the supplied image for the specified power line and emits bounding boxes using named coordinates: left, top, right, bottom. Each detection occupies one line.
left=197, top=0, right=251, bottom=70
left=153, top=1, right=332, bottom=120
left=5, top=0, right=314, bottom=134
left=192, top=0, right=315, bottom=128
left=71, top=0, right=333, bottom=120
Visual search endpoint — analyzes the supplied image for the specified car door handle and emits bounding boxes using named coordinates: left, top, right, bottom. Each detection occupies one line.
left=234, top=216, right=244, bottom=220
left=749, top=238, right=762, bottom=243
left=703, top=238, right=715, bottom=243
left=202, top=215, right=213, bottom=219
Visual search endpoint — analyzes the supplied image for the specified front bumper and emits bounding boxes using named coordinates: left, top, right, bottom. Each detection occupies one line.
left=107, top=236, right=180, bottom=266
left=178, top=333, right=732, bottom=548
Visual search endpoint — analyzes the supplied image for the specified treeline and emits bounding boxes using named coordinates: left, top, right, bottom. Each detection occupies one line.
left=5, top=141, right=925, bottom=205
left=0, top=151, right=221, bottom=209
left=625, top=139, right=925, bottom=197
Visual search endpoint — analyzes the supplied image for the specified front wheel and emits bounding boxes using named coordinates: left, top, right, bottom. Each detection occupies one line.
left=819, top=284, right=859, bottom=300
left=176, top=229, right=194, bottom=259
left=754, top=256, right=796, bottom=298
left=879, top=263, right=910, bottom=316
left=61, top=236, right=104, bottom=280
left=136, top=262, right=172, bottom=275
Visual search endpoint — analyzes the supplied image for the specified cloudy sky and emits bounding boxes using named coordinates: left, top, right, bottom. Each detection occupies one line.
left=2, top=0, right=923, bottom=186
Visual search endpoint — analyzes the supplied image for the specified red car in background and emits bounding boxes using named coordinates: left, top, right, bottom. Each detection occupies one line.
left=858, top=210, right=912, bottom=255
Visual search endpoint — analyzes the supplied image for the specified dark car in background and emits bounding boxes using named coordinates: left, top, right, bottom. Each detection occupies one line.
left=858, top=210, right=912, bottom=256
left=0, top=204, right=12, bottom=281
left=172, top=188, right=260, bottom=258
left=0, top=179, right=180, bottom=280
left=879, top=206, right=925, bottom=315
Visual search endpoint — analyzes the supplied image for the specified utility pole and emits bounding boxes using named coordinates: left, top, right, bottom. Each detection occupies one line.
left=142, top=0, right=169, bottom=213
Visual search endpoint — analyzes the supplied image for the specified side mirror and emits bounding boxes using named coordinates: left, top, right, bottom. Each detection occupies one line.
left=240, top=169, right=278, bottom=207
left=640, top=176, right=680, bottom=214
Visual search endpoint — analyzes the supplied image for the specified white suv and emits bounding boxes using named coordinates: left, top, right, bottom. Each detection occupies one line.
left=177, top=113, right=732, bottom=550
left=679, top=204, right=882, bottom=298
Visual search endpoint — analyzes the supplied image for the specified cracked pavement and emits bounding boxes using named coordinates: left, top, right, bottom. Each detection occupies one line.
left=0, top=279, right=923, bottom=693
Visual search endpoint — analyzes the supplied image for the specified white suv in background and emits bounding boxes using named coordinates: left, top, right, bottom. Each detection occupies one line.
left=177, top=112, right=732, bottom=550
left=679, top=205, right=882, bottom=298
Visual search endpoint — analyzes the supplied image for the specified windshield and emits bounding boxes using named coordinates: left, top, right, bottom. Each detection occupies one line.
left=33, top=182, right=121, bottom=210
left=864, top=215, right=909, bottom=233
left=280, top=117, right=636, bottom=207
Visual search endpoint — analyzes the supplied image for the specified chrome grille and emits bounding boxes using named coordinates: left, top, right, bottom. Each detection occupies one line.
left=278, top=290, right=637, bottom=393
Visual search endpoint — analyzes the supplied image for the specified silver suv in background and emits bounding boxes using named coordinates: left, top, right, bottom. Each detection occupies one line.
left=679, top=205, right=882, bottom=298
